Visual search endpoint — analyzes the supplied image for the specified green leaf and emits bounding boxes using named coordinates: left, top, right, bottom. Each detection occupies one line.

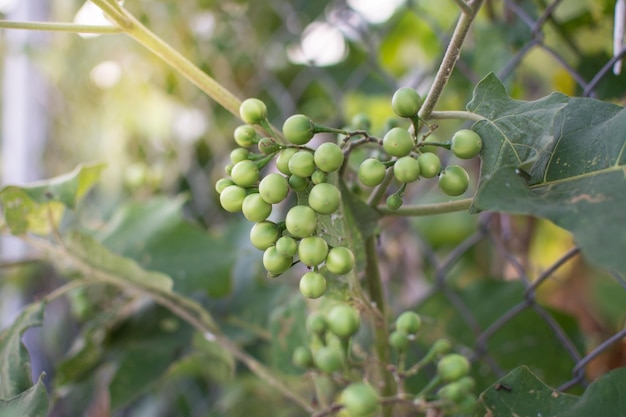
left=479, top=366, right=578, bottom=416
left=470, top=73, right=626, bottom=276
left=0, top=375, right=49, bottom=417
left=65, top=231, right=173, bottom=292
left=268, top=296, right=307, bottom=374
left=97, top=196, right=233, bottom=297
left=0, top=302, right=45, bottom=399
left=0, top=162, right=105, bottom=235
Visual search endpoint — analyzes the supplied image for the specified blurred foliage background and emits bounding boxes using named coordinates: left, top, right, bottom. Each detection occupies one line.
left=1, top=0, right=626, bottom=416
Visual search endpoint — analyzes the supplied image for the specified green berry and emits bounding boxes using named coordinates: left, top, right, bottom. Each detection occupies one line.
left=431, top=338, right=452, bottom=355
left=259, top=173, right=289, bottom=204
left=438, top=382, right=466, bottom=403
left=311, top=170, right=328, bottom=185
left=239, top=98, right=267, bottom=125
left=262, top=246, right=293, bottom=276
left=230, top=148, right=250, bottom=164
left=276, top=236, right=298, bottom=257
left=325, top=246, right=355, bottom=275
left=285, top=205, right=317, bottom=238
left=292, top=346, right=314, bottom=368
left=298, top=236, right=329, bottom=267
left=386, top=194, right=403, bottom=210
left=395, top=311, right=421, bottom=334
left=358, top=158, right=387, bottom=187
left=230, top=160, right=260, bottom=187
left=391, top=87, right=422, bottom=118
left=389, top=330, right=410, bottom=351
left=288, top=151, right=316, bottom=178
left=437, top=354, right=471, bottom=382
left=383, top=127, right=414, bottom=157
left=308, top=183, right=341, bottom=215
left=249, top=221, right=280, bottom=250
left=314, top=142, right=344, bottom=173
left=314, top=346, right=344, bottom=373
left=299, top=271, right=327, bottom=299
left=341, top=382, right=379, bottom=417
left=393, top=156, right=420, bottom=183
left=438, top=165, right=470, bottom=196
left=351, top=113, right=371, bottom=130
left=215, top=178, right=235, bottom=194
left=417, top=152, right=441, bottom=178
left=283, top=114, right=315, bottom=145
left=288, top=175, right=309, bottom=192
left=258, top=137, right=281, bottom=155
left=306, top=312, right=327, bottom=335
left=219, top=185, right=247, bottom=212
left=276, top=148, right=298, bottom=175
left=233, top=125, right=257, bottom=147
left=327, top=304, right=360, bottom=339
left=451, top=129, right=482, bottom=159
left=242, top=193, right=272, bottom=222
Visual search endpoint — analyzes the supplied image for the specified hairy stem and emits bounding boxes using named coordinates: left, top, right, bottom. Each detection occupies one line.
left=419, top=0, right=485, bottom=119
left=377, top=198, right=473, bottom=216
left=428, top=110, right=485, bottom=122
left=0, top=20, right=122, bottom=33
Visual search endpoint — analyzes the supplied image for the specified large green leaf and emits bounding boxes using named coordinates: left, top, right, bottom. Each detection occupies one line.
left=97, top=196, right=233, bottom=297
left=0, top=375, right=48, bottom=417
left=469, top=73, right=626, bottom=276
left=478, top=366, right=626, bottom=417
left=0, top=162, right=105, bottom=235
left=0, top=302, right=45, bottom=399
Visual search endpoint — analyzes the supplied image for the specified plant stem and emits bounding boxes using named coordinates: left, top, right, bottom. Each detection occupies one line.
left=377, top=198, right=473, bottom=216
left=428, top=110, right=485, bottom=122
left=0, top=20, right=122, bottom=33
left=363, top=235, right=395, bottom=417
left=419, top=0, right=485, bottom=120
left=91, top=0, right=242, bottom=118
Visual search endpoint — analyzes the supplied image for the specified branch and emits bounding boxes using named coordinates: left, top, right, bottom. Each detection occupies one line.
left=427, top=110, right=485, bottom=122
left=0, top=20, right=122, bottom=34
left=377, top=198, right=473, bottom=216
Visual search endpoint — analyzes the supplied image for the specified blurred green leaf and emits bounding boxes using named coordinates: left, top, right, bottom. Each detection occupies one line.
left=0, top=162, right=105, bottom=235
left=268, top=296, right=307, bottom=374
left=0, top=302, right=45, bottom=399
left=470, top=73, right=626, bottom=277
left=0, top=375, right=48, bottom=417
left=97, top=196, right=233, bottom=297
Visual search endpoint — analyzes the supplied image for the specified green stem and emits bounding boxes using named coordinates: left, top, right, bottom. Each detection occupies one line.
left=427, top=110, right=485, bottom=122
left=0, top=20, right=122, bottom=33
left=91, top=0, right=242, bottom=118
left=418, top=0, right=485, bottom=120
left=377, top=198, right=472, bottom=216
left=363, top=235, right=395, bottom=417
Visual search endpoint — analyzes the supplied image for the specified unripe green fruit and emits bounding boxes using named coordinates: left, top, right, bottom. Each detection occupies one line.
left=341, top=382, right=379, bottom=417
left=306, top=312, right=327, bottom=335
left=351, top=113, right=371, bottom=130
left=392, top=87, right=422, bottom=118
left=325, top=246, right=355, bottom=275
left=258, top=137, right=281, bottom=155
left=230, top=160, right=260, bottom=187
left=242, top=193, right=272, bottom=222
left=438, top=382, right=466, bottom=403
left=453, top=394, right=478, bottom=414
left=224, top=164, right=233, bottom=176
left=283, top=114, right=315, bottom=145
left=389, top=330, right=409, bottom=351
left=262, top=246, right=293, bottom=276
left=288, top=175, right=309, bottom=192
left=276, top=148, right=298, bottom=175
left=395, top=311, right=421, bottom=334
left=327, top=304, right=360, bottom=339
left=292, top=346, right=314, bottom=368
left=358, top=158, right=387, bottom=187
left=437, top=353, right=471, bottom=382
left=239, top=98, right=267, bottom=125
left=259, top=173, right=289, bottom=204
left=438, top=165, right=470, bottom=196
left=314, top=142, right=344, bottom=173
left=311, top=170, right=327, bottom=185
left=417, top=152, right=441, bottom=178
left=219, top=185, right=247, bottom=212
left=230, top=148, right=250, bottom=164
left=308, top=183, right=341, bottom=215
left=288, top=151, right=316, bottom=178
left=285, top=205, right=317, bottom=238
left=298, top=236, right=329, bottom=267
left=383, top=127, right=414, bottom=157
left=393, top=156, right=420, bottom=183
left=249, top=221, right=280, bottom=250
left=314, top=346, right=344, bottom=373
left=276, top=236, right=298, bottom=257
left=215, top=178, right=235, bottom=194
left=233, top=125, right=257, bottom=147
left=299, top=271, right=327, bottom=299
left=451, top=129, right=482, bottom=159
left=455, top=376, right=476, bottom=394
left=432, top=338, right=452, bottom=355
left=386, top=194, right=403, bottom=210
